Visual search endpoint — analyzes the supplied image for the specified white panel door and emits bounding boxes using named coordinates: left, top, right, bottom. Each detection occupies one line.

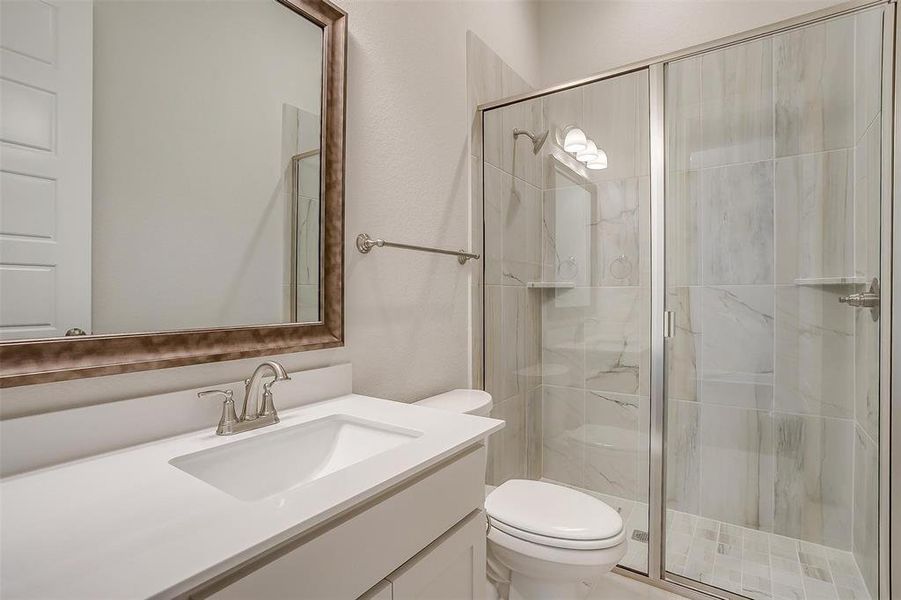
left=0, top=0, right=92, bottom=339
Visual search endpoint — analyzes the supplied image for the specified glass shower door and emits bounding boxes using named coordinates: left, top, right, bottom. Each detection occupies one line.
left=480, top=67, right=652, bottom=575
left=663, top=7, right=883, bottom=600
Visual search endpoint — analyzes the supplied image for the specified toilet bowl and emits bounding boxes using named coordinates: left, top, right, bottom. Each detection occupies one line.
left=485, top=479, right=627, bottom=599
left=415, top=390, right=628, bottom=600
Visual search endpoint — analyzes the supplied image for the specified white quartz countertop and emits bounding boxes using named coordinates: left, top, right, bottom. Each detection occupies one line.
left=0, top=394, right=503, bottom=599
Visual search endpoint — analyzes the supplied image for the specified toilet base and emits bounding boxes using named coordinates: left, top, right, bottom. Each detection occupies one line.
left=487, top=572, right=603, bottom=600
left=508, top=573, right=595, bottom=600
left=486, top=525, right=626, bottom=600
left=485, top=577, right=500, bottom=600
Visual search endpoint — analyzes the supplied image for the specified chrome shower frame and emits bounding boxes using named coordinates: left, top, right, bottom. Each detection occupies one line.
left=477, top=0, right=898, bottom=598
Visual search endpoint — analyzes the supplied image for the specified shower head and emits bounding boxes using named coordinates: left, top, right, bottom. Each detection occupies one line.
left=533, top=129, right=550, bottom=153
left=513, top=128, right=549, bottom=154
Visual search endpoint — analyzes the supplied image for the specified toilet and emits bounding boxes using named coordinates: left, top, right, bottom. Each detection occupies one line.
left=413, top=388, right=494, bottom=417
left=414, top=390, right=628, bottom=600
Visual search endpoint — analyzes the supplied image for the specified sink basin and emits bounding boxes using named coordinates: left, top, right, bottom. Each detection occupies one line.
left=170, top=415, right=422, bottom=501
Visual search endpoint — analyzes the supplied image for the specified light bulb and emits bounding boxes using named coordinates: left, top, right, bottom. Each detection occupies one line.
left=586, top=149, right=608, bottom=170
left=576, top=140, right=599, bottom=163
left=563, top=127, right=587, bottom=153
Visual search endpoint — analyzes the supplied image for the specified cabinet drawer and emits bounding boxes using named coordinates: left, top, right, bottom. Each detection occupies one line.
left=206, top=445, right=486, bottom=599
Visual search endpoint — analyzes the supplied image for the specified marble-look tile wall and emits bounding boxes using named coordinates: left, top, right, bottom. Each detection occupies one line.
left=468, top=33, right=543, bottom=486
left=538, top=71, right=652, bottom=510
left=664, top=10, right=882, bottom=595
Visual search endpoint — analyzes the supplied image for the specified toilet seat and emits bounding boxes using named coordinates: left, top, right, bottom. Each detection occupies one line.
left=489, top=516, right=626, bottom=550
left=485, top=480, right=625, bottom=551
left=488, top=525, right=626, bottom=570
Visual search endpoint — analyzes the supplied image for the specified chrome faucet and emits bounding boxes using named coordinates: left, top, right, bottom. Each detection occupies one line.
left=198, top=361, right=291, bottom=436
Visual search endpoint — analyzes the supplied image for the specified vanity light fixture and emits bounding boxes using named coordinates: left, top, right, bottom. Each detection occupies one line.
left=576, top=139, right=599, bottom=163
left=562, top=127, right=587, bottom=153
left=586, top=149, right=608, bottom=170
left=562, top=125, right=606, bottom=170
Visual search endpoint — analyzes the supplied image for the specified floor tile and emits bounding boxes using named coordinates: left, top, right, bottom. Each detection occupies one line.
left=547, top=487, right=872, bottom=600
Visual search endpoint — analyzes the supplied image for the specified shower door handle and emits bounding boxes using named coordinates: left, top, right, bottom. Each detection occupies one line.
left=663, top=311, right=675, bottom=338
left=839, top=278, right=880, bottom=321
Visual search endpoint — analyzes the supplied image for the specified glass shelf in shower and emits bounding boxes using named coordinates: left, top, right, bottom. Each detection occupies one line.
left=525, top=281, right=576, bottom=289
left=793, top=276, right=868, bottom=286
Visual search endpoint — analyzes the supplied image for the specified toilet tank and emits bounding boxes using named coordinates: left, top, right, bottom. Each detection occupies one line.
left=414, top=389, right=493, bottom=417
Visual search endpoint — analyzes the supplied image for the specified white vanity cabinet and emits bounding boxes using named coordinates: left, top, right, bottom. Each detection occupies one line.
left=384, top=508, right=486, bottom=599
left=357, top=510, right=485, bottom=600
left=357, top=508, right=485, bottom=600
left=205, top=445, right=487, bottom=600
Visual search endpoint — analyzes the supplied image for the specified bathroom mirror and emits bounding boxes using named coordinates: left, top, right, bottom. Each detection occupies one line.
left=0, top=0, right=346, bottom=386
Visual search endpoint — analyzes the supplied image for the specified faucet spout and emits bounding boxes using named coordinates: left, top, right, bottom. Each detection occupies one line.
left=241, top=361, right=290, bottom=421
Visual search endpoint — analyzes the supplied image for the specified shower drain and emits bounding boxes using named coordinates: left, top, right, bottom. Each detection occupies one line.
left=631, top=530, right=649, bottom=543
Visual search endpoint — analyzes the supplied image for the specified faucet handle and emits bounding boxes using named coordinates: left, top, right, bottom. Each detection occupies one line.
left=198, top=389, right=233, bottom=401
left=198, top=389, right=238, bottom=436
left=258, top=382, right=280, bottom=422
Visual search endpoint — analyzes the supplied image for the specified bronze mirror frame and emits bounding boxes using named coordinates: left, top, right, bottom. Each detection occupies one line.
left=0, top=0, right=347, bottom=388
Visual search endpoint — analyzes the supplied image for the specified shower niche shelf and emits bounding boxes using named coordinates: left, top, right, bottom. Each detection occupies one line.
left=793, top=276, right=867, bottom=286
left=526, top=281, right=576, bottom=289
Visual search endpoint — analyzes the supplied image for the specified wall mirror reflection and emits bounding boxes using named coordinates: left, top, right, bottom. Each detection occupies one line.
left=0, top=0, right=324, bottom=341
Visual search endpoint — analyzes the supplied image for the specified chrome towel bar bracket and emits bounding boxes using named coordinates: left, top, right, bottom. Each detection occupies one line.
left=355, top=233, right=480, bottom=265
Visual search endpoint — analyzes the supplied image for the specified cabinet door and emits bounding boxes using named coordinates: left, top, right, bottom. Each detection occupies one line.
left=387, top=510, right=486, bottom=600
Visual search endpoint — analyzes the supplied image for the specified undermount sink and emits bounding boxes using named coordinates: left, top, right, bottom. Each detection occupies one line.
left=170, top=415, right=422, bottom=501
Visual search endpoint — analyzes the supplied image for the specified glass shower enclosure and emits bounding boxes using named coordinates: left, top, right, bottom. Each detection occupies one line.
left=478, top=2, right=892, bottom=599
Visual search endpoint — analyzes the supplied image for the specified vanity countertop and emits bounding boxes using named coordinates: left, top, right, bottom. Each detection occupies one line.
left=0, top=394, right=502, bottom=599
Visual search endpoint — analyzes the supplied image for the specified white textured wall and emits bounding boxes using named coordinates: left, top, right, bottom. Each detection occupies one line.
left=340, top=0, right=540, bottom=404
left=536, top=0, right=836, bottom=86
left=0, top=0, right=541, bottom=418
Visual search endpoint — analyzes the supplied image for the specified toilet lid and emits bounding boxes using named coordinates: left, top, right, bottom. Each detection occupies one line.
left=485, top=480, right=623, bottom=543
left=488, top=516, right=626, bottom=550
left=415, top=389, right=492, bottom=415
